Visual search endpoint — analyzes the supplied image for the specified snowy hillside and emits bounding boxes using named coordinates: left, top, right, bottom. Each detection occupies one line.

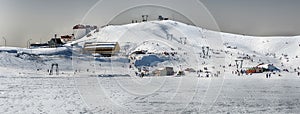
left=1, top=20, right=300, bottom=113
left=68, top=20, right=300, bottom=77
left=69, top=20, right=228, bottom=75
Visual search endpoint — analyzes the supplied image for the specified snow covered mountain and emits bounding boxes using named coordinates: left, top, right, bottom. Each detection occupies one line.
left=1, top=20, right=300, bottom=113
left=1, top=20, right=300, bottom=76
left=0, top=19, right=299, bottom=78
left=68, top=20, right=300, bottom=76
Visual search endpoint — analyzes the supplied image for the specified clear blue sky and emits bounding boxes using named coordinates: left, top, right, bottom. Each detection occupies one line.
left=1, top=0, right=300, bottom=47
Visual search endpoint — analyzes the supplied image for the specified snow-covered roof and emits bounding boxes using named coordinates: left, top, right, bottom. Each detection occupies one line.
left=256, top=64, right=280, bottom=71
left=84, top=42, right=119, bottom=49
left=85, top=42, right=118, bottom=45
left=84, top=45, right=115, bottom=49
left=257, top=64, right=270, bottom=69
left=0, top=47, right=71, bottom=55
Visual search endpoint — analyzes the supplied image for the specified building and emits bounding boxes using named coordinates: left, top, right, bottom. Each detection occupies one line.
left=83, top=42, right=120, bottom=56
left=29, top=34, right=65, bottom=48
left=30, top=43, right=49, bottom=48
left=48, top=38, right=64, bottom=48
left=60, top=35, right=74, bottom=43
left=246, top=63, right=280, bottom=74
left=48, top=34, right=65, bottom=48
left=246, top=67, right=264, bottom=74
left=158, top=15, right=169, bottom=21
left=256, top=63, right=280, bottom=72
left=73, top=24, right=97, bottom=40
left=153, top=67, right=174, bottom=76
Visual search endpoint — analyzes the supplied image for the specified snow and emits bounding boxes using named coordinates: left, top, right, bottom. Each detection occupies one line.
left=134, top=54, right=167, bottom=67
left=0, top=47, right=72, bottom=56
left=1, top=20, right=300, bottom=113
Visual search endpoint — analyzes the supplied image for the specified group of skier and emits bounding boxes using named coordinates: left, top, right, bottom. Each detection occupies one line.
left=266, top=73, right=272, bottom=78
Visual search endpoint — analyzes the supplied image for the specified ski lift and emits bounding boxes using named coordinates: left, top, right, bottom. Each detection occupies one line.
left=49, top=63, right=59, bottom=75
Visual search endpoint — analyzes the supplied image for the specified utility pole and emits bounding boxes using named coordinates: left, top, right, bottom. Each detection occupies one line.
left=202, top=46, right=209, bottom=58
left=167, top=34, right=173, bottom=40
left=54, top=34, right=57, bottom=48
left=180, top=37, right=183, bottom=44
left=235, top=60, right=244, bottom=69
left=202, top=47, right=205, bottom=58
left=206, top=46, right=209, bottom=56
left=2, top=37, right=6, bottom=47
left=27, top=39, right=32, bottom=49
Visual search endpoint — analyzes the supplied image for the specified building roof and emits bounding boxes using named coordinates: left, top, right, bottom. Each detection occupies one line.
left=256, top=64, right=280, bottom=71
left=49, top=38, right=64, bottom=45
left=61, top=35, right=73, bottom=39
left=85, top=42, right=118, bottom=45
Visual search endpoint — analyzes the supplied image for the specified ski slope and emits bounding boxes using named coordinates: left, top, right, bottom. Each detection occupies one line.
left=0, top=20, right=300, bottom=113
left=69, top=20, right=300, bottom=75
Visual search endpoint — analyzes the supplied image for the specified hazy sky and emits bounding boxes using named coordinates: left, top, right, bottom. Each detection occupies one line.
left=1, top=0, right=300, bottom=47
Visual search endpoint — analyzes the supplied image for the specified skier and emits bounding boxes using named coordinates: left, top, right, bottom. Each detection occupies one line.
left=129, top=65, right=132, bottom=69
left=298, top=72, right=300, bottom=76
left=141, top=72, right=145, bottom=78
left=240, top=69, right=245, bottom=75
left=266, top=73, right=268, bottom=78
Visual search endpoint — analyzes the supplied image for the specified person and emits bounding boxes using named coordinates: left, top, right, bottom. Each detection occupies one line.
left=141, top=72, right=144, bottom=78
left=269, top=73, right=271, bottom=78
left=266, top=73, right=268, bottom=78
left=298, top=72, right=300, bottom=76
